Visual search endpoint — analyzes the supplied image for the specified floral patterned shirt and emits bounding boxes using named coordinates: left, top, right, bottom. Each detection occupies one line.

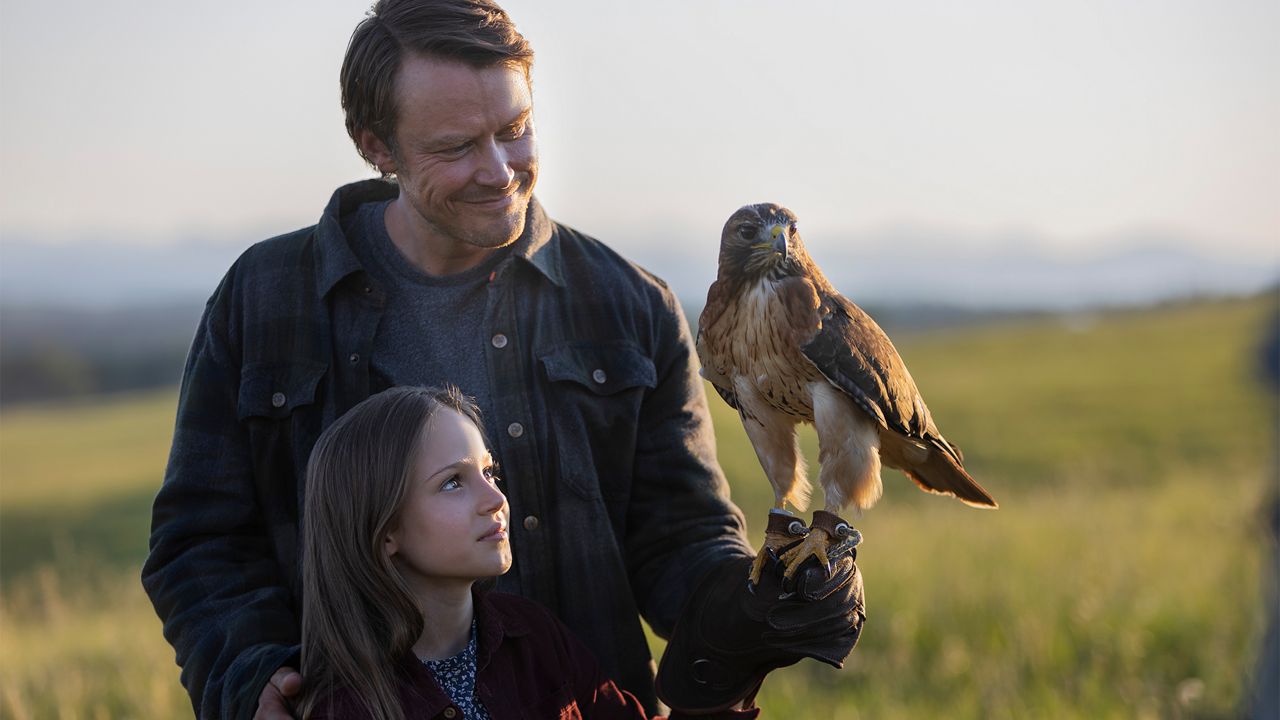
left=421, top=621, right=492, bottom=720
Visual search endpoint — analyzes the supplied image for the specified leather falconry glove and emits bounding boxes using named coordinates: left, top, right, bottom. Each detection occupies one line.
left=656, top=519, right=865, bottom=714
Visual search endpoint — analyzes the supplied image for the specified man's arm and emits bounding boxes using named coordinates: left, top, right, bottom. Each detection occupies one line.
left=141, top=275, right=301, bottom=719
left=625, top=284, right=754, bottom=636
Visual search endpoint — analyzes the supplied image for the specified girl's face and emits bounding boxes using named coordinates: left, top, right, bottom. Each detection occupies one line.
left=386, top=408, right=512, bottom=593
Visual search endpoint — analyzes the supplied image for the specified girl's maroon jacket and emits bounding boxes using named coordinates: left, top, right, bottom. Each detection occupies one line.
left=309, top=590, right=759, bottom=720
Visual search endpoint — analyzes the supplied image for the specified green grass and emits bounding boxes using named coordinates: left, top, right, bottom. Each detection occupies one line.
left=1, top=389, right=176, bottom=581
left=0, top=388, right=176, bottom=510
left=1, top=294, right=1276, bottom=718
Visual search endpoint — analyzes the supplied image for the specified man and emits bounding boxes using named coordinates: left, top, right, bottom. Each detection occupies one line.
left=142, top=2, right=862, bottom=718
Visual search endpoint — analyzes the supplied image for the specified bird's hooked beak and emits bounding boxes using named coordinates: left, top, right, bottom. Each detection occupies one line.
left=770, top=223, right=789, bottom=261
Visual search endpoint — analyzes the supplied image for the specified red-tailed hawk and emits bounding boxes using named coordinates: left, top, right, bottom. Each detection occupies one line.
left=697, top=203, right=997, bottom=583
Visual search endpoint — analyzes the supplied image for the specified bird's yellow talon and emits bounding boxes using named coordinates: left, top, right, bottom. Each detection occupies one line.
left=748, top=513, right=810, bottom=585
left=777, top=527, right=834, bottom=579
left=748, top=548, right=770, bottom=587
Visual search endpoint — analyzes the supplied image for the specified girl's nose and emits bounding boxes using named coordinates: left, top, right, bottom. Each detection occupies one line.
left=478, top=473, right=507, bottom=515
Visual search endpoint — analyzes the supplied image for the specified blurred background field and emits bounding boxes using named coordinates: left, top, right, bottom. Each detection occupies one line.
left=2, top=291, right=1275, bottom=719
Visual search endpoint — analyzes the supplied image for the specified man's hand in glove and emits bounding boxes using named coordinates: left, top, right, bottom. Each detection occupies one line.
left=656, top=524, right=865, bottom=714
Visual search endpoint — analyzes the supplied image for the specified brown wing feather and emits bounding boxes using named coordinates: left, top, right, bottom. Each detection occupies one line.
left=799, top=293, right=925, bottom=437
left=800, top=292, right=997, bottom=508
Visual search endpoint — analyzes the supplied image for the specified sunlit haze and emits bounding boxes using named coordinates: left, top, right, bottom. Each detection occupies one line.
left=1, top=0, right=1276, bottom=306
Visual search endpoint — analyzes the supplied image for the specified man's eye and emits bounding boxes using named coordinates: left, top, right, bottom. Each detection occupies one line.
left=503, top=123, right=526, bottom=140
left=440, top=143, right=470, bottom=157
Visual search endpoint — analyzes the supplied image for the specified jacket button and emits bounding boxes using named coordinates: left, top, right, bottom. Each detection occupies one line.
left=348, top=353, right=360, bottom=364
left=491, top=333, right=508, bottom=349
left=507, top=422, right=524, bottom=438
left=523, top=515, right=539, bottom=531
left=592, top=369, right=607, bottom=384
left=271, top=392, right=286, bottom=408
left=443, top=708, right=458, bottom=719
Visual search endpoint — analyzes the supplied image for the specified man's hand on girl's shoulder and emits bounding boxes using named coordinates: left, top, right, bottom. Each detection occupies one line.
left=255, top=667, right=302, bottom=720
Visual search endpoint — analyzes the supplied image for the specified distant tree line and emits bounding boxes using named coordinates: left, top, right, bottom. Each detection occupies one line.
left=0, top=345, right=189, bottom=405
left=0, top=302, right=200, bottom=406
left=0, top=298, right=1046, bottom=407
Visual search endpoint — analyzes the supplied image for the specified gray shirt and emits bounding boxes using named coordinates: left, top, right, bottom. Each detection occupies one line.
left=345, top=199, right=511, bottom=421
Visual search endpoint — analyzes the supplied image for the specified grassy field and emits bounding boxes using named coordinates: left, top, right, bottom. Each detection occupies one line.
left=2, top=294, right=1276, bottom=718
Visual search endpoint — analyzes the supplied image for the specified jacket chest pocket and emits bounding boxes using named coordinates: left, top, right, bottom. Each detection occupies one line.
left=539, top=342, right=656, bottom=502
left=237, top=359, right=329, bottom=488
left=236, top=360, right=328, bottom=593
left=237, top=361, right=328, bottom=422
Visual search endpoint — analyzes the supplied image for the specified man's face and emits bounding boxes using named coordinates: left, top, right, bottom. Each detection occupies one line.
left=380, top=54, right=538, bottom=252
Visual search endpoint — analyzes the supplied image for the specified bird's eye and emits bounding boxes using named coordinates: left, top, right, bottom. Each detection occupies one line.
left=737, top=224, right=758, bottom=240
left=789, top=223, right=797, bottom=235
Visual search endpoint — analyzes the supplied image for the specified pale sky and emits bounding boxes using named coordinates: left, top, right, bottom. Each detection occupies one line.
left=1, top=0, right=1277, bottom=265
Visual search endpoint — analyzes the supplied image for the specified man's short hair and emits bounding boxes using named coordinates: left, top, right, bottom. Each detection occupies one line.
left=340, top=0, right=534, bottom=167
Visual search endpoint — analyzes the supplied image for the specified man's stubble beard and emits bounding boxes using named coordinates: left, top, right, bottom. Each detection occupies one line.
left=459, top=175, right=535, bottom=250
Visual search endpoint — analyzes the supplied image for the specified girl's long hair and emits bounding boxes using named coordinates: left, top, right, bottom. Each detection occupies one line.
left=298, top=385, right=485, bottom=720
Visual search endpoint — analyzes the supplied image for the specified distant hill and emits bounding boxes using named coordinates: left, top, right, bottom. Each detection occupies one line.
left=1, top=236, right=245, bottom=307
left=0, top=302, right=201, bottom=405
left=2, top=230, right=1276, bottom=310
left=630, top=234, right=1280, bottom=312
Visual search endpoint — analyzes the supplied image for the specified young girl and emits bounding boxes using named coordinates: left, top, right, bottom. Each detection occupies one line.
left=299, top=385, right=758, bottom=719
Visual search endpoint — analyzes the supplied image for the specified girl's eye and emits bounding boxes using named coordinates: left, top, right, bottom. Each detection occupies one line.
left=441, top=475, right=462, bottom=491
left=483, top=465, right=501, bottom=485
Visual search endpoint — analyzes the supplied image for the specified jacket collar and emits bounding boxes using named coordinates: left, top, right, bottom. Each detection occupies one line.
left=474, top=586, right=532, bottom=672
left=392, top=588, right=533, bottom=715
left=314, top=179, right=564, bottom=298
left=511, top=196, right=564, bottom=287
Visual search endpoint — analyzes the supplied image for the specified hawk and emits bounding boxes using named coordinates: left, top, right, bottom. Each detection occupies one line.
left=697, top=203, right=997, bottom=583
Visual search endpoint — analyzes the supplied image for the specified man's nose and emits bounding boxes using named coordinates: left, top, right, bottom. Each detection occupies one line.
left=474, top=138, right=516, bottom=189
